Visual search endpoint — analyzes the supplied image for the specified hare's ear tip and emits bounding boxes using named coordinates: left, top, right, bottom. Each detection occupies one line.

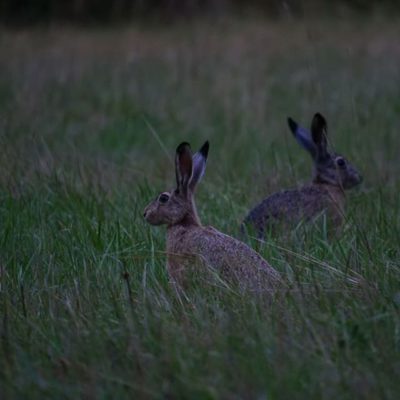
left=287, top=117, right=297, bottom=133
left=313, top=112, right=328, bottom=128
left=200, top=140, right=210, bottom=157
left=314, top=112, right=326, bottom=121
left=176, top=142, right=191, bottom=153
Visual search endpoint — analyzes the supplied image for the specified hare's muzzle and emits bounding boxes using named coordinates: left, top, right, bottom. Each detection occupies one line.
left=349, top=172, right=363, bottom=188
left=143, top=202, right=162, bottom=225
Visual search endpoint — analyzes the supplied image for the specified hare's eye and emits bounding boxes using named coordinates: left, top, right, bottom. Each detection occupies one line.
left=336, top=157, right=346, bottom=168
left=159, top=193, right=170, bottom=204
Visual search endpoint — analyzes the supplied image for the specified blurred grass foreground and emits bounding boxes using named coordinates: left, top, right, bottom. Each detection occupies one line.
left=1, top=3, right=400, bottom=400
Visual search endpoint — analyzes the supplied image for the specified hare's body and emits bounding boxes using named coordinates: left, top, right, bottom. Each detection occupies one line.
left=243, top=183, right=345, bottom=236
left=167, top=223, right=280, bottom=288
left=144, top=141, right=280, bottom=290
left=243, top=113, right=362, bottom=238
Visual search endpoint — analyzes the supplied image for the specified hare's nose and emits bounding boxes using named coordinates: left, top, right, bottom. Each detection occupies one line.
left=143, top=210, right=147, bottom=218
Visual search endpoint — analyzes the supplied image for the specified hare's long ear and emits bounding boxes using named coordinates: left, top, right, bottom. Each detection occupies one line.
left=175, top=142, right=193, bottom=194
left=287, top=117, right=317, bottom=158
left=189, top=141, right=209, bottom=191
left=311, top=113, right=328, bottom=157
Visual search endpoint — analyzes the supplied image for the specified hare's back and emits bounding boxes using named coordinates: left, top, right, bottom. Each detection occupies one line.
left=167, top=225, right=280, bottom=289
left=243, top=186, right=330, bottom=235
left=198, top=227, right=280, bottom=283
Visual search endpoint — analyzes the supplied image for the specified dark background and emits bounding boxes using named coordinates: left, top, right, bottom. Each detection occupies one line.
left=1, top=0, right=399, bottom=25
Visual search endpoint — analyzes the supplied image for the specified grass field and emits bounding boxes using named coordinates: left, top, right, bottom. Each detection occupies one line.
left=1, top=17, right=400, bottom=399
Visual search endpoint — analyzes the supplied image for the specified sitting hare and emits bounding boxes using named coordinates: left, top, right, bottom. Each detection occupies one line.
left=144, top=141, right=281, bottom=290
left=242, top=113, right=362, bottom=238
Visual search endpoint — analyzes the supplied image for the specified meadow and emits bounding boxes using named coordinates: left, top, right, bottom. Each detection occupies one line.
left=0, top=17, right=400, bottom=399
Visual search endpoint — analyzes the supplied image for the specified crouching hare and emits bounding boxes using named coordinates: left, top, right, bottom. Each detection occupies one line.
left=242, top=113, right=362, bottom=238
left=144, top=141, right=281, bottom=290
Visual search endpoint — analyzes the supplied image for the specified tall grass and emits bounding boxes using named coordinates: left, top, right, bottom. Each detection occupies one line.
left=1, top=18, right=400, bottom=399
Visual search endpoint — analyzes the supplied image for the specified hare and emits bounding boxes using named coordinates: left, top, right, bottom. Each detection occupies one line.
left=144, top=141, right=281, bottom=290
left=242, top=113, right=362, bottom=238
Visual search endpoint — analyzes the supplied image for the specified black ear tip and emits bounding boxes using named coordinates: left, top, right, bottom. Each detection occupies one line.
left=287, top=117, right=298, bottom=133
left=200, top=140, right=210, bottom=157
left=176, top=142, right=191, bottom=154
left=314, top=112, right=326, bottom=123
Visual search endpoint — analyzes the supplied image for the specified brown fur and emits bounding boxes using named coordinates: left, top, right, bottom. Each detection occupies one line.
left=242, top=113, right=362, bottom=238
left=144, top=141, right=281, bottom=290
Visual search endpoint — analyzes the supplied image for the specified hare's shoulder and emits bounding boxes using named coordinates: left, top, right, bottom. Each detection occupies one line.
left=167, top=225, right=225, bottom=254
left=188, top=225, right=246, bottom=253
left=169, top=224, right=267, bottom=266
left=247, top=188, right=303, bottom=218
left=298, top=184, right=332, bottom=196
left=167, top=224, right=204, bottom=250
left=260, top=185, right=333, bottom=210
left=299, top=184, right=345, bottom=209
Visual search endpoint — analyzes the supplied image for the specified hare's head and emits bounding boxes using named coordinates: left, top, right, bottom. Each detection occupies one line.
left=144, top=141, right=209, bottom=227
left=287, top=113, right=362, bottom=189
